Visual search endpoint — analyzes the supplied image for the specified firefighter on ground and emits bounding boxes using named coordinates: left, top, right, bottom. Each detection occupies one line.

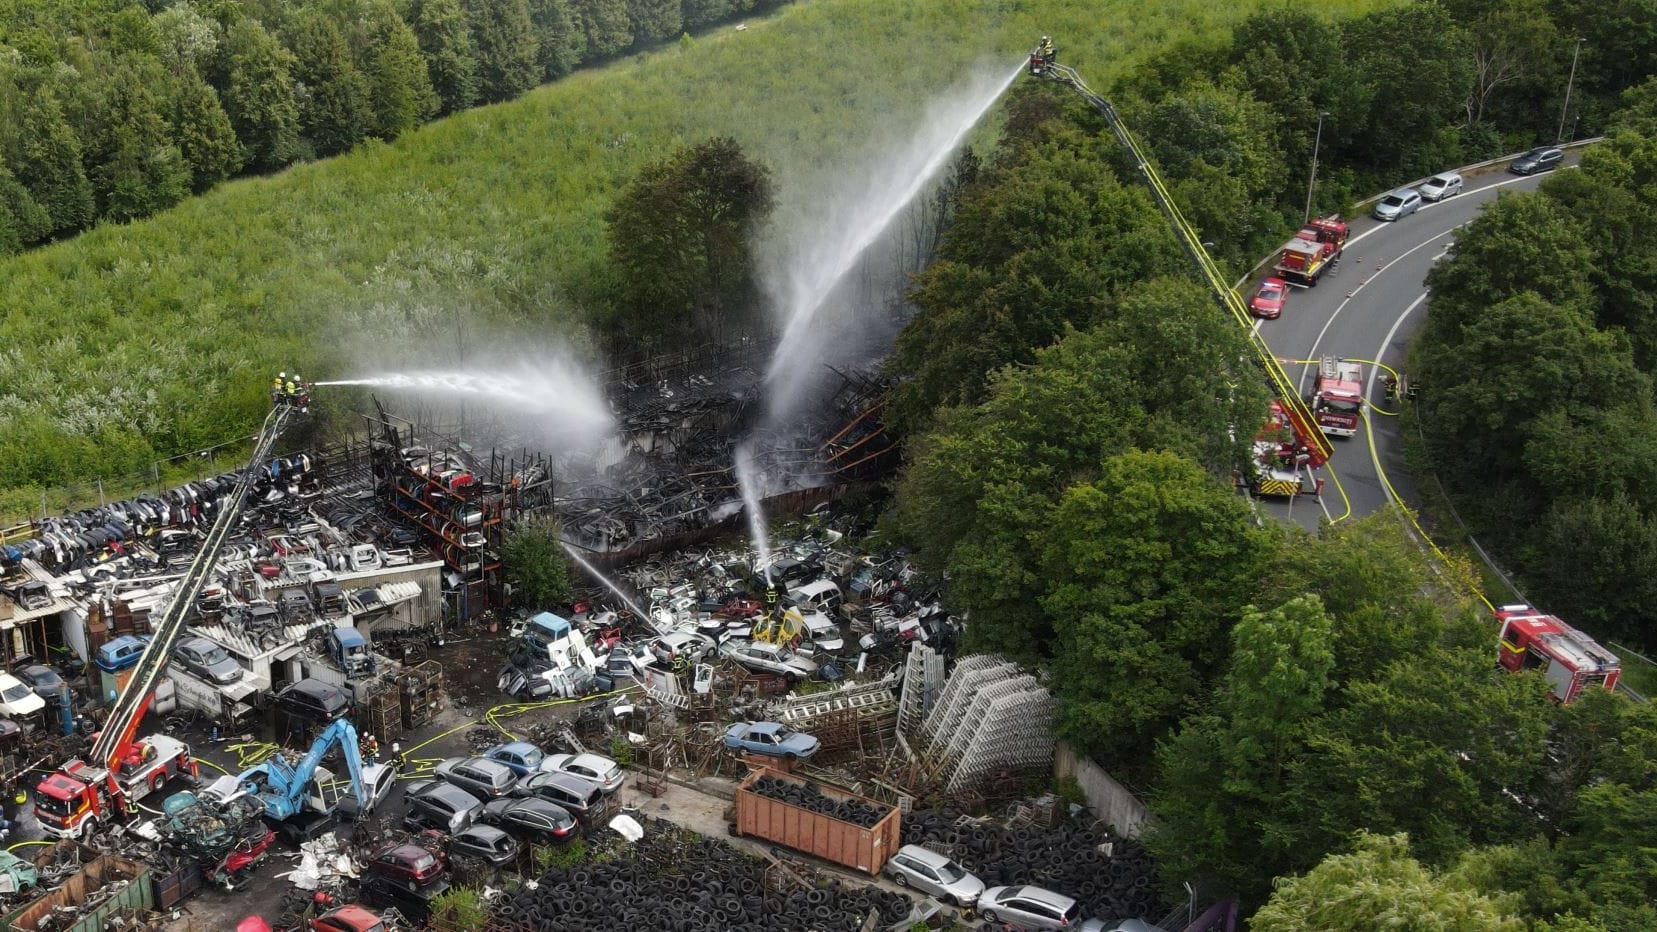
left=362, top=733, right=380, bottom=765
left=390, top=740, right=405, bottom=773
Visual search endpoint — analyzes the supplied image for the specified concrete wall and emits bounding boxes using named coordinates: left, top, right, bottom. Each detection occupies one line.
left=1054, top=741, right=1150, bottom=838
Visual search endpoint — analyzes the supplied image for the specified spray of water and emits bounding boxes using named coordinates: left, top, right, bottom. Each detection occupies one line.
left=762, top=63, right=1023, bottom=422
left=733, top=444, right=773, bottom=583
left=559, top=541, right=647, bottom=618
left=318, top=361, right=614, bottom=443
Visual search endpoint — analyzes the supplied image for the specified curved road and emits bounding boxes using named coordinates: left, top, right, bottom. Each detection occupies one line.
left=1253, top=162, right=1572, bottom=530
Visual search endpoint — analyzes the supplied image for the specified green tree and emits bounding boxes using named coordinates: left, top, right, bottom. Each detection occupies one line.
left=287, top=11, right=372, bottom=157
left=410, top=0, right=481, bottom=114
left=212, top=17, right=301, bottom=171
left=1342, top=4, right=1473, bottom=174
left=463, top=0, right=539, bottom=103
left=626, top=0, right=681, bottom=44
left=166, top=64, right=243, bottom=191
left=1039, top=450, right=1273, bottom=761
left=572, top=0, right=631, bottom=60
left=359, top=0, right=439, bottom=138
left=82, top=57, right=192, bottom=222
left=3, top=88, right=95, bottom=237
left=527, top=0, right=584, bottom=81
left=0, top=158, right=49, bottom=253
left=1253, top=833, right=1525, bottom=931
left=503, top=519, right=571, bottom=609
left=153, top=2, right=221, bottom=73
left=680, top=0, right=731, bottom=29
left=606, top=136, right=775, bottom=350
left=1425, top=192, right=1596, bottom=332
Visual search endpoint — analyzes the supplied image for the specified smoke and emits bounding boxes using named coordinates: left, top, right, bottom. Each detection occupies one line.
left=759, top=62, right=1023, bottom=425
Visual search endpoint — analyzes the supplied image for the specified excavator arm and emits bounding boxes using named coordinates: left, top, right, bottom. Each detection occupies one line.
left=1028, top=48, right=1333, bottom=469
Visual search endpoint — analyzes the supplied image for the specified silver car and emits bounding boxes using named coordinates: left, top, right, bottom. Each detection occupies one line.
left=540, top=752, right=626, bottom=794
left=1372, top=188, right=1422, bottom=221
left=883, top=845, right=984, bottom=907
left=434, top=756, right=520, bottom=802
left=1417, top=171, right=1462, bottom=201
left=717, top=639, right=818, bottom=682
left=173, top=636, right=244, bottom=685
left=979, top=885, right=1085, bottom=930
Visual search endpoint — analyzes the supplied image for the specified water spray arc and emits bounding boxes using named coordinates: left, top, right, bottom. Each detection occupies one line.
left=761, top=62, right=1025, bottom=424
left=559, top=542, right=647, bottom=619
left=733, top=444, right=773, bottom=583
left=317, top=367, right=615, bottom=442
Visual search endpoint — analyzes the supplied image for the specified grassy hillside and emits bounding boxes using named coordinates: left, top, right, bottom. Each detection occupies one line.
left=0, top=0, right=1395, bottom=511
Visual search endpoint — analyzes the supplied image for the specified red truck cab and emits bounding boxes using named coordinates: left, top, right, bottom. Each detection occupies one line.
left=1496, top=604, right=1621, bottom=703
left=1310, top=357, right=1364, bottom=437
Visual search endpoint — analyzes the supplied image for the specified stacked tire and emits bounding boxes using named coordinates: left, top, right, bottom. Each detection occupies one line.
left=749, top=776, right=886, bottom=828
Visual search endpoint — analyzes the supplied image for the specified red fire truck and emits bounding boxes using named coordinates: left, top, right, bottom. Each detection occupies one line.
left=1495, top=604, right=1621, bottom=704
left=1309, top=357, right=1364, bottom=437
left=36, top=733, right=196, bottom=838
left=1272, top=216, right=1348, bottom=287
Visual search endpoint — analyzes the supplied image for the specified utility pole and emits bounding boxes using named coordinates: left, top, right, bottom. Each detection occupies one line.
left=1304, top=111, right=1329, bottom=224
left=1557, top=37, right=1585, bottom=145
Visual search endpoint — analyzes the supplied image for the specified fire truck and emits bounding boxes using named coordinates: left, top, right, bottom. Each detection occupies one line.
left=1244, top=400, right=1324, bottom=497
left=1495, top=604, right=1621, bottom=703
left=1309, top=357, right=1364, bottom=437
left=1272, top=216, right=1348, bottom=287
left=36, top=734, right=196, bottom=839
left=37, top=395, right=299, bottom=840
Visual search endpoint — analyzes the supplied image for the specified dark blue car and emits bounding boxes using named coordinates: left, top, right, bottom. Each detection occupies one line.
left=95, top=634, right=152, bottom=672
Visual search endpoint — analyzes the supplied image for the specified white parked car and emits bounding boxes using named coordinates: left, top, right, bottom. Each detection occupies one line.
left=0, top=673, right=45, bottom=718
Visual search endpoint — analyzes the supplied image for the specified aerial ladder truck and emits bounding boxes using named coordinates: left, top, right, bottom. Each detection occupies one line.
left=1026, top=44, right=1334, bottom=496
left=36, top=394, right=301, bottom=839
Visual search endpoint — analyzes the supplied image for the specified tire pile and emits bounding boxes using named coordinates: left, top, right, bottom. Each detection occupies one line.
left=490, top=819, right=911, bottom=931
left=899, top=809, right=1163, bottom=921
left=750, top=775, right=887, bottom=828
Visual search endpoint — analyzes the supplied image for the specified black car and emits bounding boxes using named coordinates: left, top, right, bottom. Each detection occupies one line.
left=12, top=664, right=67, bottom=702
left=1510, top=146, right=1563, bottom=175
left=275, top=678, right=350, bottom=723
left=403, top=779, right=484, bottom=834
left=479, top=797, right=578, bottom=845
left=448, top=825, right=521, bottom=866
left=511, top=772, right=609, bottom=824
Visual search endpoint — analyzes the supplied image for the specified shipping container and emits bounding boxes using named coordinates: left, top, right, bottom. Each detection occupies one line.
left=3, top=855, right=152, bottom=931
left=731, top=768, right=900, bottom=875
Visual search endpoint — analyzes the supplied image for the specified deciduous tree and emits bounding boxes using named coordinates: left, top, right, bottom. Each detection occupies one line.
left=606, top=137, right=774, bottom=350
left=503, top=519, right=571, bottom=609
left=626, top=0, right=681, bottom=44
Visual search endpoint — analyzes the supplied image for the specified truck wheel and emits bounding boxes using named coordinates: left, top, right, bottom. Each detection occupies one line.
left=150, top=773, right=165, bottom=794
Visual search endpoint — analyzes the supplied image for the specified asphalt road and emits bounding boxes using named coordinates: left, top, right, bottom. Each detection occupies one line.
left=1252, top=161, right=1570, bottom=530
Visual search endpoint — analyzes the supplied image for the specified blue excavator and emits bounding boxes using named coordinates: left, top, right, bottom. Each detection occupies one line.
left=237, top=717, right=370, bottom=845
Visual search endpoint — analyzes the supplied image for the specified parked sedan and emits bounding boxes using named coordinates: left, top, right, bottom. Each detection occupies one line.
left=434, top=757, right=519, bottom=802
left=724, top=721, right=820, bottom=760
left=1372, top=187, right=1422, bottom=221
left=717, top=639, right=818, bottom=682
left=978, top=885, right=1085, bottom=930
left=1248, top=277, right=1287, bottom=319
left=479, top=797, right=578, bottom=845
left=12, top=664, right=67, bottom=702
left=1417, top=171, right=1463, bottom=201
left=95, top=634, right=151, bottom=672
left=447, top=824, right=521, bottom=866
left=540, top=753, right=625, bottom=794
left=1510, top=146, right=1563, bottom=175
left=403, top=779, right=485, bottom=834
left=173, top=635, right=243, bottom=685
left=483, top=741, right=546, bottom=777
left=883, top=845, right=984, bottom=907
left=0, top=674, right=44, bottom=718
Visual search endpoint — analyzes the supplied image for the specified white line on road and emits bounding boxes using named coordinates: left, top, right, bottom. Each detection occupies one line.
left=1342, top=171, right=1564, bottom=251
left=1365, top=291, right=1429, bottom=506
left=1296, top=231, right=1464, bottom=394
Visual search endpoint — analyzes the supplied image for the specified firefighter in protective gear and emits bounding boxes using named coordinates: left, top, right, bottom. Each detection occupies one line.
left=362, top=734, right=380, bottom=765
left=1038, top=36, right=1054, bottom=58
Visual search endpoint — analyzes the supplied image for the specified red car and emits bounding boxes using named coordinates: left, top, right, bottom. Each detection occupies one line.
left=1250, top=277, right=1288, bottom=319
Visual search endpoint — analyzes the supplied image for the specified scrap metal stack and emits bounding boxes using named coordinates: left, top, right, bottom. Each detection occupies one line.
left=916, top=655, right=1054, bottom=795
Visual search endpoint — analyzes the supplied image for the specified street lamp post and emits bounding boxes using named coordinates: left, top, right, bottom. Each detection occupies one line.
left=1557, top=37, right=1585, bottom=145
left=1304, top=111, right=1329, bottom=224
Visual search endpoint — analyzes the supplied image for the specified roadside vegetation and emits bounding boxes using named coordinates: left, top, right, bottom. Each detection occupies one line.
left=885, top=3, right=1657, bottom=928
